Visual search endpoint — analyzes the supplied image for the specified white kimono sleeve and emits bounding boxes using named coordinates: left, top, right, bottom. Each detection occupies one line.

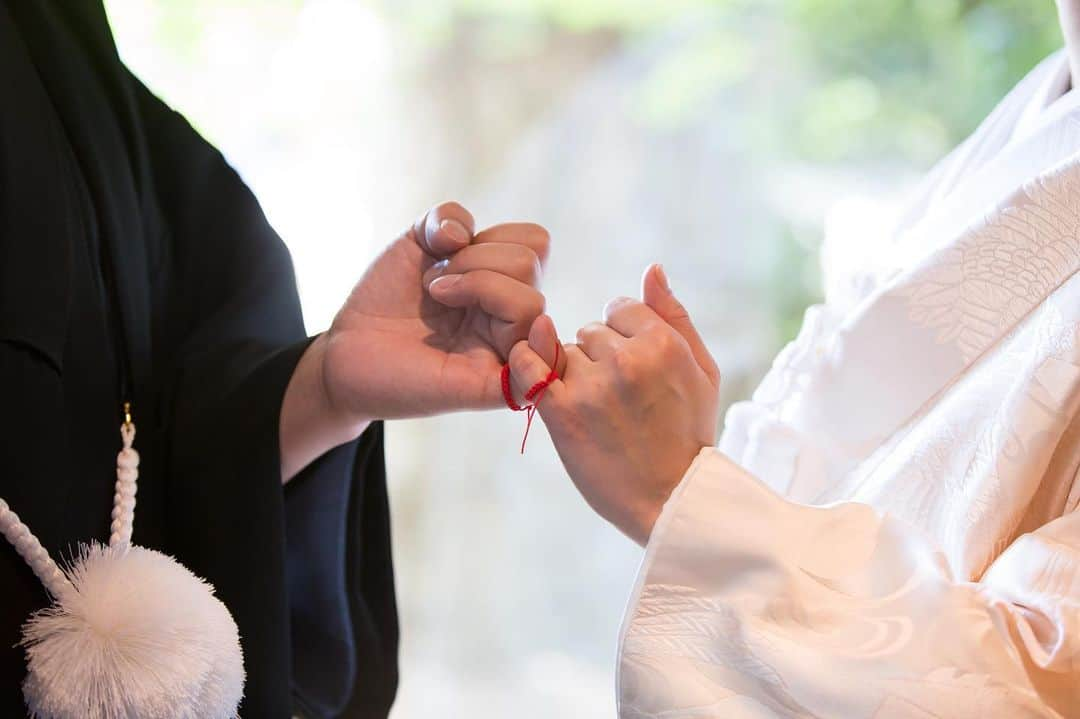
left=618, top=448, right=1080, bottom=719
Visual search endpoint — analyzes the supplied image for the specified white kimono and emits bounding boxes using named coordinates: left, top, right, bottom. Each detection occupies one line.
left=619, top=50, right=1080, bottom=718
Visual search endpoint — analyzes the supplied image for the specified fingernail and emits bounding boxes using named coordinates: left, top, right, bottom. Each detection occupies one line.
left=429, top=273, right=463, bottom=291
left=656, top=264, right=672, bottom=293
left=422, top=259, right=451, bottom=287
left=602, top=296, right=633, bottom=322
left=439, top=219, right=470, bottom=247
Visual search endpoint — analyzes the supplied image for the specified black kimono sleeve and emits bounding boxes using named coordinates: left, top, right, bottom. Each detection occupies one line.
left=130, top=80, right=398, bottom=718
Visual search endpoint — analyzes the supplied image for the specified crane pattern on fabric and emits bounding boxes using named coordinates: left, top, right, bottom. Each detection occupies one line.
left=618, top=51, right=1080, bottom=719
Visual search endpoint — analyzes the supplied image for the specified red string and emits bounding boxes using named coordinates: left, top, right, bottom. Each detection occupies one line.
left=500, top=343, right=560, bottom=453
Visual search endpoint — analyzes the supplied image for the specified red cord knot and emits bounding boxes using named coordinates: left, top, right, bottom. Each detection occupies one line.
left=500, top=343, right=560, bottom=453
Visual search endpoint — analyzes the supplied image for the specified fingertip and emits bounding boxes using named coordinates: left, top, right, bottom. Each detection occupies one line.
left=427, top=273, right=464, bottom=299
left=508, top=338, right=560, bottom=405
left=437, top=201, right=476, bottom=234
left=641, top=262, right=670, bottom=309
left=640, top=261, right=658, bottom=286
left=422, top=202, right=475, bottom=256
left=528, top=314, right=564, bottom=372
left=655, top=263, right=671, bottom=292
left=602, top=295, right=636, bottom=323
left=528, top=313, right=557, bottom=346
left=421, top=258, right=450, bottom=288
left=438, top=218, right=470, bottom=248
left=423, top=219, right=469, bottom=256
left=527, top=222, right=552, bottom=264
left=529, top=310, right=557, bottom=349
left=642, top=261, right=668, bottom=292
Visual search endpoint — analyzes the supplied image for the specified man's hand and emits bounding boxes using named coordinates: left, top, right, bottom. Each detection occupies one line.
left=324, top=201, right=549, bottom=417
left=507, top=264, right=720, bottom=545
left=281, top=201, right=550, bottom=480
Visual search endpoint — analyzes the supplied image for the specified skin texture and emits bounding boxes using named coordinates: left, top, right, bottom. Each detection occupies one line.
left=279, top=201, right=550, bottom=482
left=508, top=264, right=721, bottom=546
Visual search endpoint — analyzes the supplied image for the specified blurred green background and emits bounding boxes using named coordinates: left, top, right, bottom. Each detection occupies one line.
left=109, top=0, right=1061, bottom=343
left=105, top=1, right=1063, bottom=716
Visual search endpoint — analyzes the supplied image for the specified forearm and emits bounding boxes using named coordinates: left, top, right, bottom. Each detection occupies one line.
left=279, top=334, right=371, bottom=483
left=621, top=448, right=1080, bottom=716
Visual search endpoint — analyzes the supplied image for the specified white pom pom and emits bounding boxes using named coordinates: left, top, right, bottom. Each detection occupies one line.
left=20, top=543, right=245, bottom=719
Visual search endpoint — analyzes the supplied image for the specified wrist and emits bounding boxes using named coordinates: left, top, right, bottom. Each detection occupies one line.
left=624, top=447, right=703, bottom=547
left=310, top=333, right=373, bottom=437
left=279, top=334, right=371, bottom=483
left=623, top=501, right=664, bottom=548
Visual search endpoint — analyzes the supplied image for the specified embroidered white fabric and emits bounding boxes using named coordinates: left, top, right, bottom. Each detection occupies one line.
left=618, top=49, right=1080, bottom=718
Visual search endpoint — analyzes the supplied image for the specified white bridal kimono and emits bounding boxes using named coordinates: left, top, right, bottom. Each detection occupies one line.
left=619, top=50, right=1080, bottom=718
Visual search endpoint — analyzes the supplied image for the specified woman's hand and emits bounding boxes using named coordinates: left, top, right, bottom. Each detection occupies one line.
left=281, top=201, right=550, bottom=481
left=508, top=264, right=720, bottom=545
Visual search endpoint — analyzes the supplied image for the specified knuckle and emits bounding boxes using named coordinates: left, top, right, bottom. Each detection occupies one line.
left=653, top=330, right=681, bottom=359
left=611, top=348, right=644, bottom=385
left=602, top=296, right=637, bottom=323
left=576, top=322, right=602, bottom=344
left=661, top=335, right=694, bottom=369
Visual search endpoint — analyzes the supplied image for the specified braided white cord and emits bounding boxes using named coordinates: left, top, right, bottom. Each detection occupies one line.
left=0, top=421, right=137, bottom=597
left=0, top=497, right=72, bottom=597
left=109, top=421, right=139, bottom=547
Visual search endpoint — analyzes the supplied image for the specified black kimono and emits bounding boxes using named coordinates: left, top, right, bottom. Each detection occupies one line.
left=0, top=1, right=397, bottom=716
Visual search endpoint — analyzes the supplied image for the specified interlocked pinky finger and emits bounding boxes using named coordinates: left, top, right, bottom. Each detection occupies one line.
left=507, top=340, right=562, bottom=408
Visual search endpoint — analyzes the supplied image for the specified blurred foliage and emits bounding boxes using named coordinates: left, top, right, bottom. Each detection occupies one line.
left=113, top=0, right=1064, bottom=347
left=378, top=0, right=1061, bottom=164
left=784, top=0, right=1062, bottom=163
left=121, top=0, right=1063, bottom=169
left=374, top=0, right=1061, bottom=347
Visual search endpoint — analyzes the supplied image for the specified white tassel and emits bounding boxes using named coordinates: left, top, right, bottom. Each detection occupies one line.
left=21, top=543, right=245, bottom=719
left=2, top=413, right=245, bottom=719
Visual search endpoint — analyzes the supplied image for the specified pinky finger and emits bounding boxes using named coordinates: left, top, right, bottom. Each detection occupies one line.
left=508, top=340, right=564, bottom=407
left=527, top=314, right=569, bottom=380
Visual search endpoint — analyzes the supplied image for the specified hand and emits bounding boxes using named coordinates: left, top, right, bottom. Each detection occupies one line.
left=323, top=201, right=549, bottom=420
left=507, top=264, right=720, bottom=545
left=280, top=201, right=549, bottom=481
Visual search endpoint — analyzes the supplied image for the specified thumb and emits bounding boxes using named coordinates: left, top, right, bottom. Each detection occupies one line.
left=641, top=263, right=720, bottom=385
